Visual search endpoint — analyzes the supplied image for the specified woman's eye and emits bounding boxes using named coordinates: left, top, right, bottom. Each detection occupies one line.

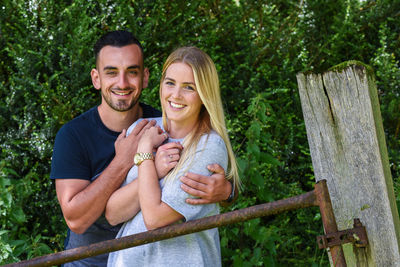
left=166, top=81, right=174, bottom=86
left=185, top=85, right=195, bottom=91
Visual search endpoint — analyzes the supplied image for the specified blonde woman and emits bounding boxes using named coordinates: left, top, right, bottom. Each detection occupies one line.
left=107, top=47, right=239, bottom=266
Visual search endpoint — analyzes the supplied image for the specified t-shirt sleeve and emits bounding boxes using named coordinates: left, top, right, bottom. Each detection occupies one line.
left=161, top=133, right=228, bottom=221
left=50, top=124, right=91, bottom=180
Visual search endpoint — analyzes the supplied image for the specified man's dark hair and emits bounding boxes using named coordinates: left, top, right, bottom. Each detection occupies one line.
left=94, top=30, right=144, bottom=64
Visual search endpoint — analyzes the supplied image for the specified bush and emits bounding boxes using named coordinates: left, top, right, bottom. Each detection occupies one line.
left=1, top=0, right=399, bottom=265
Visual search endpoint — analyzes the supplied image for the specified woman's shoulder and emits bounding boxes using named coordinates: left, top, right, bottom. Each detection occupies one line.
left=195, top=131, right=228, bottom=169
left=127, top=117, right=163, bottom=135
left=199, top=130, right=226, bottom=148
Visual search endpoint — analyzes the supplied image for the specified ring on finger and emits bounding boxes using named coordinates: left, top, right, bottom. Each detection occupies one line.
left=169, top=154, right=173, bottom=159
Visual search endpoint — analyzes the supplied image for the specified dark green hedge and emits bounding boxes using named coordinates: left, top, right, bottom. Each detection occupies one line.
left=1, top=0, right=399, bottom=265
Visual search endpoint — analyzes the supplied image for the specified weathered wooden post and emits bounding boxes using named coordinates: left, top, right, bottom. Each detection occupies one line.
left=296, top=61, right=400, bottom=266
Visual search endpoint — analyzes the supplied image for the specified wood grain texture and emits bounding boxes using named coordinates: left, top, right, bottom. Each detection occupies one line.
left=297, top=63, right=400, bottom=267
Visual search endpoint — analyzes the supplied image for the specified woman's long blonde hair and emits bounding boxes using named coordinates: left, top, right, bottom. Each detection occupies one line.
left=160, top=47, right=240, bottom=189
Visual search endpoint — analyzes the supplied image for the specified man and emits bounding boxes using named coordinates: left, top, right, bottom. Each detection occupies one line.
left=50, top=30, right=235, bottom=266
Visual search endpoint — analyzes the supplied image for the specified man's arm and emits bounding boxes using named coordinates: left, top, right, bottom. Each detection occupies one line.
left=103, top=143, right=235, bottom=228
left=55, top=120, right=154, bottom=234
left=56, top=158, right=132, bottom=233
left=180, top=163, right=236, bottom=205
left=153, top=144, right=235, bottom=206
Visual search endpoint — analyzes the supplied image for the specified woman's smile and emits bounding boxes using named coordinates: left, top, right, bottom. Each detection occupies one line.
left=161, top=62, right=203, bottom=137
left=169, top=101, right=186, bottom=109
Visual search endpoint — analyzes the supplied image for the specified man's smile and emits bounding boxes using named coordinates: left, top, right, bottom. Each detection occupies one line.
left=111, top=89, right=133, bottom=97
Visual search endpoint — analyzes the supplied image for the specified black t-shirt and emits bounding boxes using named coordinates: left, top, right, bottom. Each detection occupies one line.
left=50, top=103, right=161, bottom=267
left=51, top=103, right=161, bottom=180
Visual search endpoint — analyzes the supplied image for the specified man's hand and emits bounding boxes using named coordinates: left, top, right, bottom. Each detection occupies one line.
left=57, top=120, right=157, bottom=234
left=155, top=142, right=183, bottom=178
left=180, top=163, right=231, bottom=205
left=114, top=119, right=156, bottom=166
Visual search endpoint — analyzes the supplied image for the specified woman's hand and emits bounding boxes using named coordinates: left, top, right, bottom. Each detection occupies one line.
left=137, top=126, right=168, bottom=153
left=155, top=142, right=183, bottom=178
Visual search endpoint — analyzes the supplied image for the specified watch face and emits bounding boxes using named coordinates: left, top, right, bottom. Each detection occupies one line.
left=134, top=153, right=153, bottom=166
left=134, top=153, right=142, bottom=165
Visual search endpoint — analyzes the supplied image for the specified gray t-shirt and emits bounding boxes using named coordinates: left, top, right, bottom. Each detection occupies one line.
left=107, top=117, right=227, bottom=267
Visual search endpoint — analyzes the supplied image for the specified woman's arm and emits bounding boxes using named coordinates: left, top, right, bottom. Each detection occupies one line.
left=138, top=127, right=228, bottom=230
left=138, top=160, right=183, bottom=230
left=137, top=127, right=183, bottom=230
left=105, top=120, right=177, bottom=226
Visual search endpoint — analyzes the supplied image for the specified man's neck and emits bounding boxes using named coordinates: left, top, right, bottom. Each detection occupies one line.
left=97, top=103, right=142, bottom=132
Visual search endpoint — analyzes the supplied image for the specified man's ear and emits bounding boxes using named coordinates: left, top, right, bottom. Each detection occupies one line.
left=91, top=68, right=101, bottom=90
left=143, top=67, right=150, bottom=89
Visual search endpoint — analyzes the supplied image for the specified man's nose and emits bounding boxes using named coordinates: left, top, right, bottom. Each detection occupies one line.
left=117, top=73, right=129, bottom=89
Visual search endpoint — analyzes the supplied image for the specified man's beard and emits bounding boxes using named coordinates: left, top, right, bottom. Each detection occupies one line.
left=102, top=90, right=139, bottom=112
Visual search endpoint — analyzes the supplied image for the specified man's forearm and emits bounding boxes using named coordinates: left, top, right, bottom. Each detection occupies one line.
left=58, top=159, right=132, bottom=234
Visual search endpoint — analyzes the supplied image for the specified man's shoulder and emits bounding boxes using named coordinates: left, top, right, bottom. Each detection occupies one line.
left=60, top=106, right=97, bottom=129
left=140, top=103, right=161, bottom=118
left=67, top=106, right=98, bottom=125
left=56, top=106, right=98, bottom=140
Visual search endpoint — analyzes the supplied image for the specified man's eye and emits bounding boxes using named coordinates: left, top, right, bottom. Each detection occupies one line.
left=129, top=71, right=138, bottom=75
left=106, top=72, right=117, bottom=76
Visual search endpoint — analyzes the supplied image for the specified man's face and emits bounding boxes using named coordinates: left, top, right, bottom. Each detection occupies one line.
left=91, top=44, right=149, bottom=112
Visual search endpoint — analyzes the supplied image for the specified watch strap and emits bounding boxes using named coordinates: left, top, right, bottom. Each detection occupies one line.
left=226, top=180, right=235, bottom=203
left=134, top=152, right=154, bottom=166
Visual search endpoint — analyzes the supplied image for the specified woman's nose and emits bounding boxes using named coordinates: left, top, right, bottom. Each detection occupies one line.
left=171, top=86, right=182, bottom=98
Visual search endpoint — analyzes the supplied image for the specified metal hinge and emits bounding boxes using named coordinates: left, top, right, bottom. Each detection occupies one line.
left=317, top=218, right=368, bottom=249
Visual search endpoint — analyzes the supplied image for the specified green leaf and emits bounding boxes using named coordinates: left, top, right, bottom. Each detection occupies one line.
left=260, top=152, right=281, bottom=166
left=10, top=207, right=26, bottom=224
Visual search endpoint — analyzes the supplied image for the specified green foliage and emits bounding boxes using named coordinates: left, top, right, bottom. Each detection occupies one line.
left=0, top=159, right=56, bottom=264
left=1, top=0, right=399, bottom=265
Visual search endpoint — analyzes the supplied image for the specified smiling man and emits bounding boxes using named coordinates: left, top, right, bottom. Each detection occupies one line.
left=50, top=30, right=234, bottom=266
left=93, top=44, right=147, bottom=114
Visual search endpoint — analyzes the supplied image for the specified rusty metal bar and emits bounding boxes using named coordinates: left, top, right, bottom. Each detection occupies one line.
left=314, top=180, right=347, bottom=267
left=4, top=190, right=318, bottom=267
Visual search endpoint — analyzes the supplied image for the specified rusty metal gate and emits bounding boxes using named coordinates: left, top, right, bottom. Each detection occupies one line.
left=2, top=180, right=368, bottom=267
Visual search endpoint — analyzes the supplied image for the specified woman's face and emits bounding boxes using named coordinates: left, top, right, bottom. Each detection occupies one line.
left=161, top=62, right=203, bottom=131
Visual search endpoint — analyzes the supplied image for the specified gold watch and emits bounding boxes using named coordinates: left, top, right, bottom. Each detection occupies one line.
left=134, top=152, right=154, bottom=166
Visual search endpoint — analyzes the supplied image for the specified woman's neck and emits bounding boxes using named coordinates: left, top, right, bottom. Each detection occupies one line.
left=167, top=120, right=197, bottom=139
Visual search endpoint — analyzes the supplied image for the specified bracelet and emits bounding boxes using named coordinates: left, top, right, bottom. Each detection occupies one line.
left=226, top=180, right=235, bottom=203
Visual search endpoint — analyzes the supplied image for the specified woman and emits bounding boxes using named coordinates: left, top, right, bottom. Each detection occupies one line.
left=107, top=47, right=239, bottom=266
